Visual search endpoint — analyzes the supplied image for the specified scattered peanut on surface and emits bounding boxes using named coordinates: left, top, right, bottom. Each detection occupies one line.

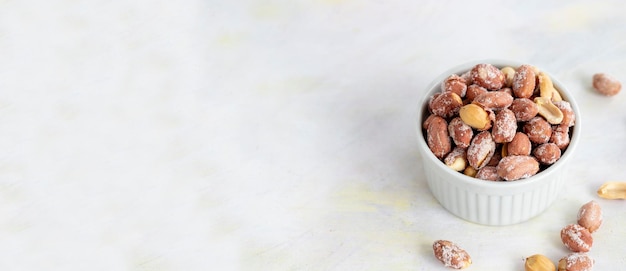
left=432, top=240, right=472, bottom=269
left=560, top=224, right=593, bottom=252
left=592, top=73, right=621, bottom=96
left=577, top=200, right=602, bottom=233
left=597, top=181, right=626, bottom=199
left=557, top=253, right=593, bottom=271
left=525, top=254, right=555, bottom=271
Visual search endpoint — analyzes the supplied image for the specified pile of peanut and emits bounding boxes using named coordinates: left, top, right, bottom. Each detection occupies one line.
left=423, top=63, right=576, bottom=181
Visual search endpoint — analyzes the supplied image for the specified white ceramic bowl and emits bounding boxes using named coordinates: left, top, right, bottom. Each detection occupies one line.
left=416, top=60, right=581, bottom=226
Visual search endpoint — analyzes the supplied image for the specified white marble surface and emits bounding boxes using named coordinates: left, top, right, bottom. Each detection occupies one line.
left=1, top=0, right=625, bottom=270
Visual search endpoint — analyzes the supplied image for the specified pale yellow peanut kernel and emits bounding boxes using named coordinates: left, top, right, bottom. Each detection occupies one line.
left=597, top=181, right=626, bottom=199
left=535, top=97, right=563, bottom=125
left=463, top=166, right=477, bottom=177
left=525, top=254, right=555, bottom=271
left=501, top=66, right=516, bottom=87
left=538, top=72, right=555, bottom=99
left=459, top=104, right=491, bottom=130
left=447, top=156, right=467, bottom=172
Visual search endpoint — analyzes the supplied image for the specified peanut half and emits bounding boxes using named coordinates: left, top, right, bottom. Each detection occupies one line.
left=597, top=181, right=626, bottom=199
left=538, top=71, right=563, bottom=102
left=535, top=97, right=564, bottom=125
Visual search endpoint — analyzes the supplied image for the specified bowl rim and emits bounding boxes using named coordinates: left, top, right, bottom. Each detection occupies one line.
left=416, top=59, right=582, bottom=190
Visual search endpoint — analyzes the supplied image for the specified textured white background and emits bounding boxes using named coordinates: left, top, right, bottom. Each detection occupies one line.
left=0, top=0, right=625, bottom=270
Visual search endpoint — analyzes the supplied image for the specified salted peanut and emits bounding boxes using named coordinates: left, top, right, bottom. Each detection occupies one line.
left=442, top=74, right=468, bottom=97
left=465, top=84, right=488, bottom=102
left=577, top=200, right=602, bottom=233
left=467, top=131, right=496, bottom=170
left=428, top=93, right=441, bottom=113
left=473, top=91, right=514, bottom=110
left=422, top=113, right=438, bottom=129
left=470, top=63, right=505, bottom=90
left=560, top=224, right=593, bottom=252
left=554, top=101, right=575, bottom=127
left=448, top=117, right=473, bottom=149
left=459, top=104, right=492, bottom=130
left=592, top=73, right=621, bottom=96
left=486, top=147, right=502, bottom=166
left=463, top=166, right=478, bottom=177
left=533, top=143, right=561, bottom=165
left=432, top=240, right=472, bottom=269
left=426, top=116, right=451, bottom=159
left=513, top=64, right=537, bottom=98
left=476, top=166, right=501, bottom=181
left=525, top=254, right=555, bottom=271
left=431, top=91, right=463, bottom=118
left=496, top=155, right=539, bottom=181
left=510, top=98, right=539, bottom=122
left=444, top=147, right=467, bottom=172
left=501, top=66, right=516, bottom=87
left=524, top=117, right=552, bottom=144
left=498, top=87, right=513, bottom=96
left=492, top=109, right=517, bottom=143
left=508, top=132, right=532, bottom=156
left=460, top=70, right=473, bottom=85
left=535, top=97, right=564, bottom=125
left=550, top=126, right=570, bottom=150
left=597, top=181, right=626, bottom=199
left=557, top=253, right=593, bottom=271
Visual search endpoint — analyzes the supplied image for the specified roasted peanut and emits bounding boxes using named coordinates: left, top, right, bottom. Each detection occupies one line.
left=535, top=97, right=564, bottom=125
left=442, top=74, right=468, bottom=97
left=426, top=116, right=451, bottom=159
left=597, top=181, right=626, bottom=199
left=467, top=131, right=496, bottom=170
left=432, top=240, right=472, bottom=269
left=476, top=166, right=501, bottom=181
left=459, top=104, right=491, bottom=130
left=431, top=91, right=463, bottom=118
left=510, top=98, right=539, bottom=122
left=465, top=84, right=488, bottom=102
left=524, top=117, right=552, bottom=144
left=557, top=253, right=593, bottom=271
left=496, top=155, right=539, bottom=181
left=533, top=143, right=561, bottom=165
left=508, top=132, right=532, bottom=156
left=560, top=224, right=592, bottom=252
left=525, top=254, right=555, bottom=271
left=444, top=147, right=467, bottom=172
left=471, top=63, right=505, bottom=90
left=577, top=200, right=602, bottom=233
left=492, top=109, right=517, bottom=143
left=592, top=73, right=621, bottom=96
left=448, top=117, right=473, bottom=149
left=513, top=64, right=536, bottom=98
left=473, top=91, right=514, bottom=110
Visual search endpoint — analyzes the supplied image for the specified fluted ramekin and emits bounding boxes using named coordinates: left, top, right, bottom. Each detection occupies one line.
left=416, top=60, right=581, bottom=226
